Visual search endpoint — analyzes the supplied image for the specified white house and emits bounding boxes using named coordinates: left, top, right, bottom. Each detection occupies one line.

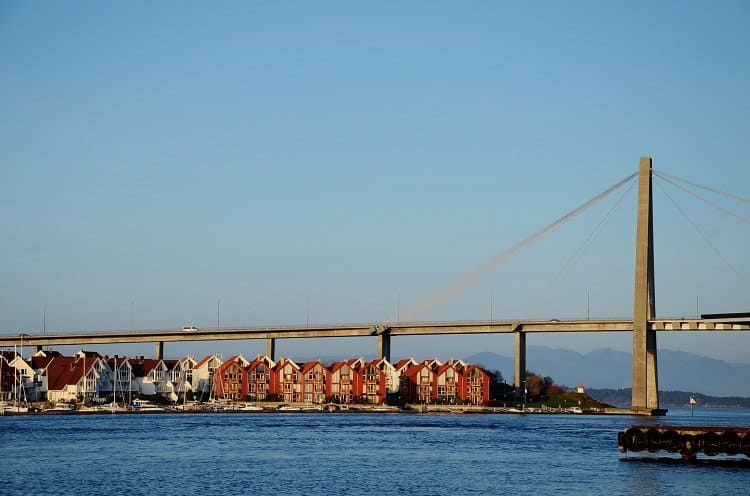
left=193, top=354, right=223, bottom=400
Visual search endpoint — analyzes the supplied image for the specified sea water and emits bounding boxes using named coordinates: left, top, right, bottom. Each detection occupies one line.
left=1, top=407, right=748, bottom=495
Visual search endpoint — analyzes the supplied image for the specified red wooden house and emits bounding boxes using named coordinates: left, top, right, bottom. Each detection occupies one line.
left=360, top=359, right=388, bottom=404
left=463, top=365, right=490, bottom=405
left=399, top=362, right=434, bottom=404
left=213, top=355, right=250, bottom=401
left=273, top=357, right=302, bottom=403
left=434, top=362, right=461, bottom=403
left=245, top=355, right=274, bottom=401
left=300, top=360, right=329, bottom=404
left=345, top=358, right=364, bottom=400
left=329, top=360, right=355, bottom=404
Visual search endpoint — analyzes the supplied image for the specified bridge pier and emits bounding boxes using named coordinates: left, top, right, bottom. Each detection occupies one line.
left=378, top=333, right=391, bottom=362
left=266, top=338, right=276, bottom=361
left=632, top=157, right=660, bottom=412
left=155, top=341, right=164, bottom=360
left=514, top=331, right=526, bottom=398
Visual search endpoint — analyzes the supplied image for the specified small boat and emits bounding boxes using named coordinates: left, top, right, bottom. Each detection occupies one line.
left=235, top=402, right=263, bottom=411
left=77, top=405, right=104, bottom=413
left=130, top=399, right=165, bottom=412
left=2, top=403, right=29, bottom=414
left=44, top=404, right=75, bottom=413
left=103, top=402, right=129, bottom=413
left=208, top=400, right=231, bottom=411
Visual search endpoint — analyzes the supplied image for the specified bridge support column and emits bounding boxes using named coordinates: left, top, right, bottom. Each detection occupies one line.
left=632, top=157, right=659, bottom=412
left=378, top=333, right=391, bottom=362
left=266, top=338, right=276, bottom=361
left=514, top=331, right=526, bottom=398
left=155, top=341, right=164, bottom=360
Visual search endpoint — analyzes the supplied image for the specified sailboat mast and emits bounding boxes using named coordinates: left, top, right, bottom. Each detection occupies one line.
left=14, top=345, right=17, bottom=408
left=113, top=357, right=117, bottom=413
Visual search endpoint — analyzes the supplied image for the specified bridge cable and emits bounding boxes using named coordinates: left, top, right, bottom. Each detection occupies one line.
left=654, top=171, right=750, bottom=228
left=398, top=171, right=639, bottom=321
left=653, top=169, right=750, bottom=205
left=654, top=178, right=750, bottom=292
left=530, top=175, right=637, bottom=313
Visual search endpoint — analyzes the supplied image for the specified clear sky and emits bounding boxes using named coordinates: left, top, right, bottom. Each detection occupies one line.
left=2, top=2, right=749, bottom=364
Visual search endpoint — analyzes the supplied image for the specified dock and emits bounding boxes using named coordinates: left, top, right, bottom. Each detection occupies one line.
left=618, top=425, right=750, bottom=461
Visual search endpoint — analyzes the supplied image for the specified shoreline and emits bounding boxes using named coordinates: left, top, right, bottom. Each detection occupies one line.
left=1, top=402, right=664, bottom=416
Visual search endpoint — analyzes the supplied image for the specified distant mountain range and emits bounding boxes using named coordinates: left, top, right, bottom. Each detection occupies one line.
left=465, top=347, right=750, bottom=397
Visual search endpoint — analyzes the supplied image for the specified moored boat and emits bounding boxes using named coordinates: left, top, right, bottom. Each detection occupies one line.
left=130, top=399, right=165, bottom=412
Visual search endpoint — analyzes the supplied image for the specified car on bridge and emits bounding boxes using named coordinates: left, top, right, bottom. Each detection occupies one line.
left=182, top=326, right=199, bottom=332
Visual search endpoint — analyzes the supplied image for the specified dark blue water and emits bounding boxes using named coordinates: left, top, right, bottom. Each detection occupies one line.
left=2, top=407, right=749, bottom=495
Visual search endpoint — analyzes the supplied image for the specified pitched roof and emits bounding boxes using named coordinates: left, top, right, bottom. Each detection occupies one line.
left=328, top=361, right=349, bottom=373
left=421, top=358, right=443, bottom=369
left=105, top=356, right=130, bottom=369
left=274, top=357, right=301, bottom=371
left=0, top=351, right=19, bottom=362
left=223, top=355, right=245, bottom=366
left=34, top=350, right=63, bottom=358
left=180, top=356, right=197, bottom=367
left=362, top=359, right=385, bottom=371
left=464, top=364, right=489, bottom=377
left=301, top=360, right=327, bottom=374
left=162, top=359, right=179, bottom=371
left=435, top=363, right=458, bottom=377
left=31, top=355, right=57, bottom=371
left=75, top=350, right=103, bottom=359
left=46, top=356, right=96, bottom=391
left=446, top=358, right=467, bottom=370
left=250, top=355, right=275, bottom=368
left=345, top=357, right=364, bottom=369
left=128, top=358, right=163, bottom=377
left=246, top=358, right=272, bottom=373
left=216, top=357, right=247, bottom=374
left=195, top=354, right=222, bottom=368
left=403, top=363, right=432, bottom=378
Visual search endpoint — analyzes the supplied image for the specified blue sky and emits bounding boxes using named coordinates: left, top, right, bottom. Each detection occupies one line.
left=2, top=2, right=749, bottom=365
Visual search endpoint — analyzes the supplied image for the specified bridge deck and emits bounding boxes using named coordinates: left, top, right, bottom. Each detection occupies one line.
left=1, top=318, right=748, bottom=347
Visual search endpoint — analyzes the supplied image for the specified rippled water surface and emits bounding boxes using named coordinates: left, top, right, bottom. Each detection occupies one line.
left=2, top=407, right=749, bottom=495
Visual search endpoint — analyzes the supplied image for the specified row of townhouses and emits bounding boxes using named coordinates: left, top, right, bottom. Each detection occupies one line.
left=1, top=350, right=492, bottom=406
left=214, top=355, right=491, bottom=405
left=1, top=350, right=219, bottom=404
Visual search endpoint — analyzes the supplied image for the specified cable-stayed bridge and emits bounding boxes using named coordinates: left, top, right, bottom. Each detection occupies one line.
left=2, top=157, right=749, bottom=414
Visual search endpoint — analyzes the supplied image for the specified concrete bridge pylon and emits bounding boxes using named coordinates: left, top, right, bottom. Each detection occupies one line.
left=632, top=156, right=659, bottom=411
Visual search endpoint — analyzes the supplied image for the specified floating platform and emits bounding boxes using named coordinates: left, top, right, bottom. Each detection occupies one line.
left=618, top=425, right=750, bottom=461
